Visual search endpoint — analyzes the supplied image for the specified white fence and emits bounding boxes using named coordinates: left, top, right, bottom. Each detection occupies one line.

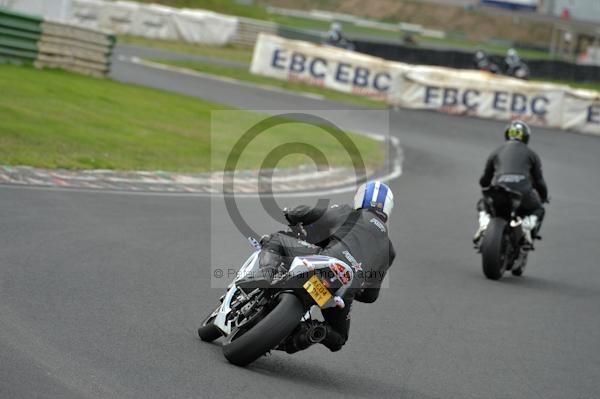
left=69, top=0, right=238, bottom=46
left=251, top=34, right=600, bottom=135
left=0, top=1, right=335, bottom=49
left=0, top=0, right=72, bottom=19
left=2, top=0, right=241, bottom=46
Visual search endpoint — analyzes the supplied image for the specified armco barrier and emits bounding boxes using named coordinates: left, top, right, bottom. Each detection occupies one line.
left=0, top=7, right=42, bottom=63
left=250, top=34, right=600, bottom=135
left=0, top=7, right=115, bottom=76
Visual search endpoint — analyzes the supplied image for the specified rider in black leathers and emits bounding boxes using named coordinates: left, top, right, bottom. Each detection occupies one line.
left=474, top=120, right=549, bottom=247
left=249, top=181, right=396, bottom=353
left=324, top=22, right=355, bottom=51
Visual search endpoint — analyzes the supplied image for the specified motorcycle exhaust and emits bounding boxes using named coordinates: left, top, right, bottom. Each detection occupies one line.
left=307, top=324, right=328, bottom=343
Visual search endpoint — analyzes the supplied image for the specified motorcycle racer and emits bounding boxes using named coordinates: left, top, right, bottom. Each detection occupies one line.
left=474, top=120, right=549, bottom=249
left=242, top=181, right=396, bottom=353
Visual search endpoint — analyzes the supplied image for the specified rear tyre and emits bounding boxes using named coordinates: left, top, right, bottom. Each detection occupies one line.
left=198, top=312, right=222, bottom=342
left=481, top=218, right=508, bottom=280
left=222, top=293, right=304, bottom=367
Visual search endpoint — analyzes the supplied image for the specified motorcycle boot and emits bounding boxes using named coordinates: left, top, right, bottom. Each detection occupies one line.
left=280, top=321, right=329, bottom=354
left=473, top=210, right=491, bottom=248
left=521, top=214, right=538, bottom=250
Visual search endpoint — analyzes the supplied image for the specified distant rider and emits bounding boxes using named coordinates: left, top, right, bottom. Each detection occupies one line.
left=324, top=22, right=355, bottom=51
left=244, top=181, right=396, bottom=353
left=505, top=48, right=521, bottom=72
left=473, top=49, right=498, bottom=73
left=504, top=48, right=529, bottom=79
left=474, top=120, right=549, bottom=248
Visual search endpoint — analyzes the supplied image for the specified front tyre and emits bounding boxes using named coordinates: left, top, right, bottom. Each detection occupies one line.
left=198, top=312, right=222, bottom=342
left=222, top=293, right=304, bottom=366
left=481, top=218, right=508, bottom=280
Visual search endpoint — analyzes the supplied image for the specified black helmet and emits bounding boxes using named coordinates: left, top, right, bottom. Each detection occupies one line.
left=504, top=120, right=530, bottom=144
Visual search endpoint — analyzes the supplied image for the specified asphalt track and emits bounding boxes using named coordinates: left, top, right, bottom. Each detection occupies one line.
left=2, top=52, right=600, bottom=399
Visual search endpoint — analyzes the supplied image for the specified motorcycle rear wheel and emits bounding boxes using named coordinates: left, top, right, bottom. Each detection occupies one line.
left=481, top=218, right=509, bottom=280
left=222, top=293, right=304, bottom=366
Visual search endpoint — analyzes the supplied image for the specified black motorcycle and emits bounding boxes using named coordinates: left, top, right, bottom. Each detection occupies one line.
left=480, top=185, right=529, bottom=280
left=473, top=50, right=529, bottom=80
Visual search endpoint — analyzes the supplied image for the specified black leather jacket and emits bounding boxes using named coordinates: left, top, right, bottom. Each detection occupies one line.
left=480, top=141, right=548, bottom=201
left=285, top=204, right=395, bottom=287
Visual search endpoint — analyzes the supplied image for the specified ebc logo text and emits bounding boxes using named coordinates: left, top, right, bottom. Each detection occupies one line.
left=423, top=86, right=551, bottom=118
left=270, top=49, right=391, bottom=93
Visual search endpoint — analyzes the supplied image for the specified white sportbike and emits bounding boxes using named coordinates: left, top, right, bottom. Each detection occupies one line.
left=198, top=235, right=354, bottom=366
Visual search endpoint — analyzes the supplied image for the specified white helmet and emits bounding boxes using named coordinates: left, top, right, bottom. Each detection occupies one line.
left=507, top=48, right=519, bottom=60
left=354, top=181, right=394, bottom=221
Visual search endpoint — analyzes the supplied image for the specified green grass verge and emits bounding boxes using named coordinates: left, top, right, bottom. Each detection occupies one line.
left=273, top=14, right=404, bottom=41
left=533, top=79, right=600, bottom=92
left=136, top=0, right=270, bottom=20
left=149, top=59, right=385, bottom=108
left=118, top=35, right=254, bottom=63
left=0, top=65, right=383, bottom=172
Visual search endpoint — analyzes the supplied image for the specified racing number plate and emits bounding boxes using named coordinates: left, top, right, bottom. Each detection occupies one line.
left=303, top=275, right=332, bottom=307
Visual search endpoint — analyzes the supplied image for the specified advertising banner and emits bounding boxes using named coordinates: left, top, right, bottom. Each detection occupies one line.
left=251, top=33, right=398, bottom=102
left=251, top=34, right=600, bottom=135
left=562, top=89, right=600, bottom=135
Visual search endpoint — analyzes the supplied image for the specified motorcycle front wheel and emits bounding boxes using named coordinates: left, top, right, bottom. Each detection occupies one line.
left=198, top=309, right=222, bottom=342
left=481, top=218, right=509, bottom=280
left=222, top=293, right=304, bottom=366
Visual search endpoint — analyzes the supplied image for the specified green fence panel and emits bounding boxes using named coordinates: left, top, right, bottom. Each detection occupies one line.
left=0, top=35, right=38, bottom=51
left=0, top=7, right=42, bottom=63
left=0, top=7, right=42, bottom=33
left=0, top=26, right=39, bottom=41
left=0, top=45, right=37, bottom=58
